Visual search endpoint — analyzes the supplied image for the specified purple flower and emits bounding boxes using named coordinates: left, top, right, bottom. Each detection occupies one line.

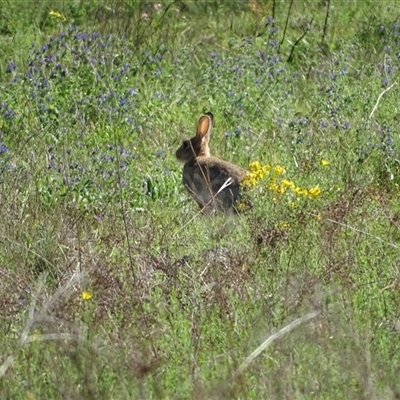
left=265, top=17, right=274, bottom=26
left=3, top=110, right=15, bottom=118
left=341, top=122, right=350, bottom=130
left=6, top=61, right=16, bottom=73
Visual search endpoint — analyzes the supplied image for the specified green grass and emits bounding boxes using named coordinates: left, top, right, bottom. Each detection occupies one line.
left=1, top=0, right=400, bottom=398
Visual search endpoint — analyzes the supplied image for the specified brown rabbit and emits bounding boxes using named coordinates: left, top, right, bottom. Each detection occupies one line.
left=175, top=113, right=246, bottom=212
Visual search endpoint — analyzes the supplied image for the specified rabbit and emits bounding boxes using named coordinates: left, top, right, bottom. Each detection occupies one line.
left=175, top=112, right=246, bottom=212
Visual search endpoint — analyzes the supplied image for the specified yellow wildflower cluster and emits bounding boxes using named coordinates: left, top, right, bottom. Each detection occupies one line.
left=242, top=161, right=272, bottom=187
left=270, top=179, right=321, bottom=199
left=242, top=161, right=322, bottom=200
left=81, top=291, right=92, bottom=300
left=49, top=10, right=66, bottom=21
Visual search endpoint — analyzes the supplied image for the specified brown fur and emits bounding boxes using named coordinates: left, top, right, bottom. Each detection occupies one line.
left=175, top=113, right=246, bottom=212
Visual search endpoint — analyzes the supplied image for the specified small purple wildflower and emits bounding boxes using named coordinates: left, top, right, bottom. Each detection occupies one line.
left=342, top=122, right=350, bottom=130
left=6, top=61, right=16, bottom=73
left=265, top=17, right=274, bottom=27
left=3, top=110, right=15, bottom=118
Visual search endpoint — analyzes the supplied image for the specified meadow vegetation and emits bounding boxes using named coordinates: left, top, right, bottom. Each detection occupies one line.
left=1, top=0, right=400, bottom=398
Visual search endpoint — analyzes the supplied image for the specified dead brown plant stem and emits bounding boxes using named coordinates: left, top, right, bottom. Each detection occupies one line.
left=320, top=0, right=331, bottom=45
left=280, top=0, right=294, bottom=48
left=113, top=135, right=136, bottom=285
left=287, top=18, right=314, bottom=63
left=272, top=0, right=276, bottom=21
left=231, top=310, right=320, bottom=381
left=113, top=133, right=159, bottom=357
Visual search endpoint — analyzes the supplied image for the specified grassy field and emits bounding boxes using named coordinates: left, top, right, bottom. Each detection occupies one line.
left=1, top=0, right=400, bottom=398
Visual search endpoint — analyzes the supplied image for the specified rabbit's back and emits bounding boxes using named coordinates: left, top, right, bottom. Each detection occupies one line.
left=183, top=156, right=246, bottom=211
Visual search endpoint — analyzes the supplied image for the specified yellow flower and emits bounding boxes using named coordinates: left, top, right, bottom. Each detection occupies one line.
left=269, top=182, right=285, bottom=195
left=316, top=213, right=322, bottom=221
left=262, top=167, right=271, bottom=177
left=237, top=202, right=248, bottom=211
left=308, top=187, right=321, bottom=198
left=81, top=291, right=92, bottom=300
left=273, top=165, right=285, bottom=175
left=281, top=179, right=295, bottom=188
left=49, top=10, right=66, bottom=21
left=242, top=172, right=256, bottom=187
left=321, top=160, right=330, bottom=166
left=294, top=187, right=308, bottom=197
left=249, top=161, right=262, bottom=172
left=278, top=221, right=290, bottom=230
left=242, top=161, right=270, bottom=187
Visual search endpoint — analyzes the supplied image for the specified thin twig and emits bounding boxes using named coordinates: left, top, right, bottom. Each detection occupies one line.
left=368, top=82, right=397, bottom=121
left=272, top=0, right=276, bottom=21
left=280, top=0, right=294, bottom=49
left=231, top=310, right=320, bottom=381
left=287, top=18, right=314, bottom=63
left=113, top=131, right=136, bottom=285
left=0, top=273, right=47, bottom=379
left=308, top=212, right=399, bottom=249
left=320, top=0, right=331, bottom=46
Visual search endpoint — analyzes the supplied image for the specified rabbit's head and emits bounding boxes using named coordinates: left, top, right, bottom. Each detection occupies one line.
left=176, top=113, right=214, bottom=162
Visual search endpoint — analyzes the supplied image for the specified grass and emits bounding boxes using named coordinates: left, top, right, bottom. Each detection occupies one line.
left=1, top=0, right=400, bottom=398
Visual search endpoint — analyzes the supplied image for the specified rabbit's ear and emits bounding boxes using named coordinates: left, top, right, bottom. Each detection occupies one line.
left=197, top=114, right=213, bottom=138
